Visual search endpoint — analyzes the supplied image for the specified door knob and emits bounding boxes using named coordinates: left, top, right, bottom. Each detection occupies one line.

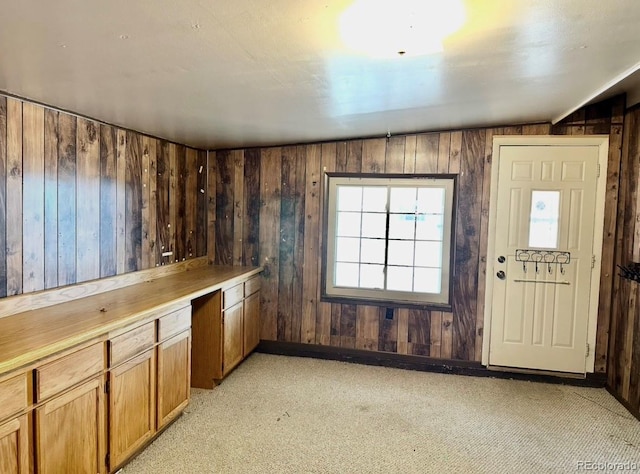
left=498, top=256, right=506, bottom=263
left=496, top=270, right=506, bottom=280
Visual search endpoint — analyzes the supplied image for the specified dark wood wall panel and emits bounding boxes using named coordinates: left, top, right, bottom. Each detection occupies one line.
left=44, top=110, right=58, bottom=289
left=22, top=103, right=45, bottom=293
left=0, top=94, right=206, bottom=299
left=76, top=118, right=100, bottom=282
left=57, top=112, right=77, bottom=287
left=216, top=97, right=623, bottom=368
left=6, top=98, right=23, bottom=296
left=100, top=124, right=117, bottom=278
left=607, top=102, right=640, bottom=416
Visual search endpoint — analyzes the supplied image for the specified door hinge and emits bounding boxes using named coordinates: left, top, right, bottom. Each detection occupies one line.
left=222, top=314, right=224, bottom=325
left=105, top=453, right=110, bottom=468
left=104, top=380, right=110, bottom=394
left=586, top=343, right=590, bottom=358
left=591, top=255, right=596, bottom=269
left=597, top=163, right=601, bottom=178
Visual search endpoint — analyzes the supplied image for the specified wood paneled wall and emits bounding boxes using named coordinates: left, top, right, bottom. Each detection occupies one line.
left=608, top=103, right=640, bottom=416
left=0, top=95, right=207, bottom=298
left=212, top=96, right=625, bottom=368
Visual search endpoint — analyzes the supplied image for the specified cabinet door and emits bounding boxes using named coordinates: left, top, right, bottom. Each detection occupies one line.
left=109, top=349, right=156, bottom=469
left=157, top=331, right=191, bottom=429
left=223, top=302, right=244, bottom=376
left=0, top=415, right=30, bottom=474
left=36, top=376, right=106, bottom=474
left=243, top=291, right=261, bottom=356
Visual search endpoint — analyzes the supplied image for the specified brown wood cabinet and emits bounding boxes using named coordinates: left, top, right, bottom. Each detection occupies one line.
left=0, top=414, right=30, bottom=474
left=191, top=275, right=261, bottom=388
left=35, top=376, right=106, bottom=474
left=108, top=349, right=156, bottom=469
left=0, top=265, right=260, bottom=474
left=243, top=291, right=261, bottom=356
left=157, top=331, right=191, bottom=429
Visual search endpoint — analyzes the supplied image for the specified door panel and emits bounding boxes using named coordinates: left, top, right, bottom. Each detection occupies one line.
left=489, top=145, right=599, bottom=373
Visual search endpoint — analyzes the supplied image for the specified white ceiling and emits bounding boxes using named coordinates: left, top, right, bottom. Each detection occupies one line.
left=1, top=0, right=640, bottom=149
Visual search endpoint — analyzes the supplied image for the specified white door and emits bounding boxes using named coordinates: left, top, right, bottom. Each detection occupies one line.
left=488, top=143, right=602, bottom=374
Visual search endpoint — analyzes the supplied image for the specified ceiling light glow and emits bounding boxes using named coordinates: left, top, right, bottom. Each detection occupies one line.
left=340, top=0, right=465, bottom=58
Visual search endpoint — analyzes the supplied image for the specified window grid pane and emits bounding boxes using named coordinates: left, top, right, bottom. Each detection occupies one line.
left=332, top=181, right=449, bottom=298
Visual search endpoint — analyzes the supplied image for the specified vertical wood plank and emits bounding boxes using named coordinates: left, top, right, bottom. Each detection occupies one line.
left=316, top=142, right=336, bottom=345
left=437, top=132, right=451, bottom=173
left=125, top=131, right=142, bottom=272
left=415, top=133, right=440, bottom=173
left=156, top=141, right=171, bottom=265
left=610, top=109, right=634, bottom=392
left=291, top=146, right=306, bottom=343
left=474, top=127, right=495, bottom=361
left=115, top=129, right=127, bottom=274
left=196, top=150, right=207, bottom=258
left=174, top=146, right=186, bottom=263
left=76, top=118, right=100, bottom=282
left=408, top=310, right=430, bottom=356
left=99, top=124, right=117, bottom=277
left=184, top=148, right=198, bottom=260
left=0, top=97, right=7, bottom=297
left=623, top=110, right=640, bottom=400
left=43, top=109, right=58, bottom=289
left=215, top=151, right=233, bottom=265
left=168, top=144, right=177, bottom=262
left=441, top=313, right=454, bottom=359
left=140, top=137, right=151, bottom=269
left=278, top=146, right=297, bottom=342
left=22, top=103, right=45, bottom=293
left=232, top=150, right=244, bottom=265
left=302, top=144, right=321, bottom=344
left=429, top=311, right=442, bottom=358
left=6, top=98, right=23, bottom=295
left=259, top=147, right=281, bottom=341
left=385, top=136, right=405, bottom=173
left=57, top=112, right=77, bottom=287
left=452, top=130, right=484, bottom=361
left=404, top=135, right=417, bottom=173
left=207, top=151, right=216, bottom=264
left=595, top=123, right=622, bottom=372
left=243, top=149, right=261, bottom=266
left=147, top=139, right=157, bottom=266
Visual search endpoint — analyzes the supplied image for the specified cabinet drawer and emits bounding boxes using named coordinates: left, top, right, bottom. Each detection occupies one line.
left=223, top=284, right=244, bottom=309
left=109, top=321, right=155, bottom=367
left=158, top=306, right=191, bottom=341
left=0, top=373, right=28, bottom=422
left=244, top=276, right=261, bottom=297
left=36, top=342, right=104, bottom=401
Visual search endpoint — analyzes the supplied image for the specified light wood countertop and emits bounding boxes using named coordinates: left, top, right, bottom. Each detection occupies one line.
left=0, top=265, right=262, bottom=375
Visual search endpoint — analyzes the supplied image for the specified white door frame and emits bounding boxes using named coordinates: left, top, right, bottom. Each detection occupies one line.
left=482, top=135, right=610, bottom=373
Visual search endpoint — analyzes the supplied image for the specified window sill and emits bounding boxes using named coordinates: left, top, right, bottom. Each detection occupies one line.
left=320, top=294, right=452, bottom=312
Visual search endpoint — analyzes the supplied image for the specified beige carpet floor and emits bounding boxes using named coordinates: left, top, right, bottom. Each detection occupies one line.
left=124, top=353, right=640, bottom=473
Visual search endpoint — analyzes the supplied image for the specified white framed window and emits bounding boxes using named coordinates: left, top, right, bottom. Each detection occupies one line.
left=322, top=173, right=456, bottom=308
